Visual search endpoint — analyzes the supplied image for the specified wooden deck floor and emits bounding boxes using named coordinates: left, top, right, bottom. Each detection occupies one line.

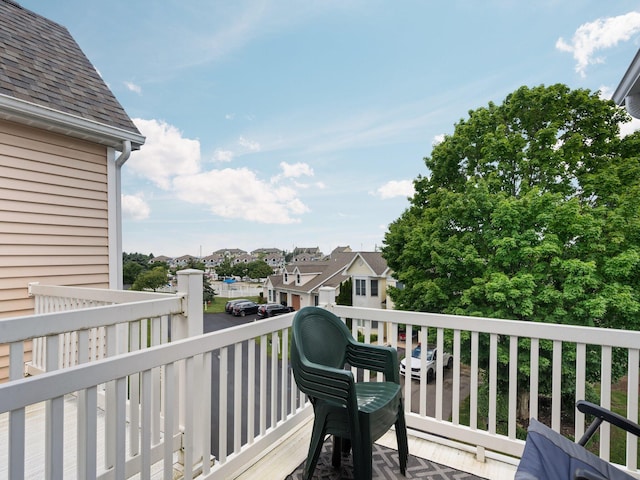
left=236, top=416, right=519, bottom=480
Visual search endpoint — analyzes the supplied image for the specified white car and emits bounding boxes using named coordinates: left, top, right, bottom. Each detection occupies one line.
left=400, top=344, right=452, bottom=382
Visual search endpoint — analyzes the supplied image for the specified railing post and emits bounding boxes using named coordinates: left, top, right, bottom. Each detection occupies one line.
left=174, top=269, right=205, bottom=476
left=318, top=286, right=336, bottom=307
left=175, top=269, right=204, bottom=339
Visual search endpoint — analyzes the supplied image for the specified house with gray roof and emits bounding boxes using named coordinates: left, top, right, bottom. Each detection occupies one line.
left=0, top=0, right=144, bottom=319
left=263, top=250, right=395, bottom=311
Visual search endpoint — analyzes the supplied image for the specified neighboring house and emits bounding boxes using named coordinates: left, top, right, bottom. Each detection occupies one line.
left=344, top=252, right=393, bottom=309
left=263, top=250, right=393, bottom=311
left=0, top=0, right=145, bottom=320
left=149, top=255, right=172, bottom=265
left=174, top=255, right=196, bottom=268
left=292, top=246, right=323, bottom=262
left=213, top=248, right=246, bottom=257
left=233, top=253, right=254, bottom=265
left=264, top=254, right=285, bottom=269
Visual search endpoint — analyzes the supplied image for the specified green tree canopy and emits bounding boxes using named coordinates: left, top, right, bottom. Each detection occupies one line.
left=246, top=260, right=274, bottom=279
left=131, top=266, right=169, bottom=292
left=383, top=84, right=640, bottom=408
left=215, top=258, right=234, bottom=278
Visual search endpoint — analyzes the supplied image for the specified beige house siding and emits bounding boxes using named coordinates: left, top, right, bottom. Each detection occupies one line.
left=0, top=119, right=110, bottom=319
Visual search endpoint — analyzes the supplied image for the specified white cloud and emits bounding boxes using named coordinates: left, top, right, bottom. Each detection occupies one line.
left=556, top=12, right=640, bottom=77
left=432, top=134, right=445, bottom=147
left=279, top=161, right=314, bottom=178
left=213, top=149, right=234, bottom=162
left=173, top=168, right=309, bottom=223
left=124, top=81, right=142, bottom=94
left=373, top=180, right=414, bottom=200
left=126, top=118, right=311, bottom=224
left=122, top=193, right=150, bottom=220
left=620, top=117, right=640, bottom=137
left=238, top=136, right=261, bottom=152
left=130, top=118, right=201, bottom=189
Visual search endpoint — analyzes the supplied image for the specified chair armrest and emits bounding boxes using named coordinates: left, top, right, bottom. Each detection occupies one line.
left=294, top=354, right=356, bottom=406
left=346, top=341, right=399, bottom=383
left=576, top=400, right=640, bottom=446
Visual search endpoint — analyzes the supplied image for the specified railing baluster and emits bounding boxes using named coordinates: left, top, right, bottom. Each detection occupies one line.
left=508, top=335, right=518, bottom=439
left=575, top=342, right=586, bottom=440
left=248, top=337, right=256, bottom=443
left=281, top=328, right=288, bottom=422
left=600, top=345, right=612, bottom=461
left=130, top=320, right=141, bottom=457
left=470, top=331, right=479, bottom=431
left=418, top=326, right=428, bottom=417
left=234, top=342, right=242, bottom=453
left=488, top=333, right=498, bottom=435
left=270, top=331, right=278, bottom=428
left=218, top=348, right=228, bottom=465
left=626, top=348, right=639, bottom=471
left=435, top=328, right=444, bottom=421
left=163, top=362, right=175, bottom=480
left=141, top=369, right=152, bottom=480
left=452, top=329, right=461, bottom=425
left=551, top=340, right=562, bottom=431
left=260, top=334, right=267, bottom=436
left=201, top=351, right=212, bottom=475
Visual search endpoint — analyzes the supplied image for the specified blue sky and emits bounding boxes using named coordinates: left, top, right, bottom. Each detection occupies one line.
left=21, top=1, right=640, bottom=257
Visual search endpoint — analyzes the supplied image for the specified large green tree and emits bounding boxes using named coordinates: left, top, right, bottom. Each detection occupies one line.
left=383, top=84, right=640, bottom=415
left=131, top=266, right=169, bottom=292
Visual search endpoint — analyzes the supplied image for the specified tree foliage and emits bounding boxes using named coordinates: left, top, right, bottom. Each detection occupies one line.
left=131, top=266, right=169, bottom=292
left=337, top=278, right=353, bottom=306
left=383, top=84, right=640, bottom=406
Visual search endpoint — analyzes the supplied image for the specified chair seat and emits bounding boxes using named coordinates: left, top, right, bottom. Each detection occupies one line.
left=356, top=382, right=401, bottom=413
left=356, top=382, right=403, bottom=442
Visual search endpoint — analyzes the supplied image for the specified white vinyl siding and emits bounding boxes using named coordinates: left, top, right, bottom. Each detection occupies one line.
left=0, top=119, right=110, bottom=319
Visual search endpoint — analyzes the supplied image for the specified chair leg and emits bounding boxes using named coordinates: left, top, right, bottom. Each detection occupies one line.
left=304, top=418, right=327, bottom=480
left=331, top=436, right=342, bottom=468
left=351, top=437, right=372, bottom=480
left=395, top=410, right=409, bottom=475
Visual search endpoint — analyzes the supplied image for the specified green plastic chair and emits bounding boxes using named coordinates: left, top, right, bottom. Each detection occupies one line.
left=291, top=306, right=409, bottom=479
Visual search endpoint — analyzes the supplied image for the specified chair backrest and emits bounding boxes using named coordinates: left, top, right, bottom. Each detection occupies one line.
left=292, top=306, right=351, bottom=369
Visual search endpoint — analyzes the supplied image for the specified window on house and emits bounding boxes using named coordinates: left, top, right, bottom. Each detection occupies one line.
left=284, top=273, right=288, bottom=282
left=355, top=278, right=366, bottom=296
left=370, top=279, right=378, bottom=297
left=297, top=274, right=301, bottom=284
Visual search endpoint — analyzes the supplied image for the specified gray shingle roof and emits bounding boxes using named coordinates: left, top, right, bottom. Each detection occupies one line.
left=0, top=0, right=141, bottom=137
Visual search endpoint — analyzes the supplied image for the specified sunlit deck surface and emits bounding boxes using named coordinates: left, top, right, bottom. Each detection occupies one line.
left=237, top=416, right=518, bottom=480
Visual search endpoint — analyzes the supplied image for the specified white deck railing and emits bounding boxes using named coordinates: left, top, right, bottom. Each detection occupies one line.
left=1, top=285, right=639, bottom=479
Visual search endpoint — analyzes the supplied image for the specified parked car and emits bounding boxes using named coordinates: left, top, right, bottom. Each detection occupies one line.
left=257, top=303, right=294, bottom=318
left=398, top=326, right=418, bottom=342
left=225, top=298, right=249, bottom=314
left=399, top=343, right=453, bottom=382
left=232, top=301, right=259, bottom=317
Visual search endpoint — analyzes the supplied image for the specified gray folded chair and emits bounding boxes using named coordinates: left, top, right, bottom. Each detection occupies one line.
left=516, top=401, right=640, bottom=480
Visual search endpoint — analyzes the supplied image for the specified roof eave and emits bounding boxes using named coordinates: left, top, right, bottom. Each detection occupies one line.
left=613, top=49, right=640, bottom=107
left=0, top=94, right=145, bottom=150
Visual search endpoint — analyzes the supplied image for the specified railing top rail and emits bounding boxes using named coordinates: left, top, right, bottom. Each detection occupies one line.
left=329, top=304, right=640, bottom=349
left=0, top=295, right=184, bottom=344
left=28, top=283, right=177, bottom=303
left=0, top=312, right=295, bottom=413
